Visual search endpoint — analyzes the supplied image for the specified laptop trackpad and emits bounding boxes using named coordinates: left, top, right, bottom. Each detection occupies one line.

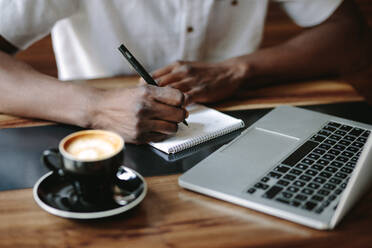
left=220, top=128, right=299, bottom=173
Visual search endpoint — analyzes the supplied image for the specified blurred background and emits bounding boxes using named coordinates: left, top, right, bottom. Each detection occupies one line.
left=15, top=0, right=372, bottom=79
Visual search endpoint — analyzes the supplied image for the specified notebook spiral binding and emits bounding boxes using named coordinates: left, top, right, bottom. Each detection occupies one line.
left=168, top=122, right=245, bottom=154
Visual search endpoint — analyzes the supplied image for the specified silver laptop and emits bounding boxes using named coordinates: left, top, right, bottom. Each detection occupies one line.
left=179, top=106, right=372, bottom=229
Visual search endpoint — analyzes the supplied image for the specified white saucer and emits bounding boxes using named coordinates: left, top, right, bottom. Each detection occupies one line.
left=33, top=168, right=147, bottom=219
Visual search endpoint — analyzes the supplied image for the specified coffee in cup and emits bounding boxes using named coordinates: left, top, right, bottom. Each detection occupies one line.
left=42, top=130, right=125, bottom=204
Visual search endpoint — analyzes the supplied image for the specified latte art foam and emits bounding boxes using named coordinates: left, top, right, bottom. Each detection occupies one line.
left=63, top=132, right=122, bottom=161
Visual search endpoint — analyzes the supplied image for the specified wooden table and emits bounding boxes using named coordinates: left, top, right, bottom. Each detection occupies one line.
left=1, top=77, right=371, bottom=248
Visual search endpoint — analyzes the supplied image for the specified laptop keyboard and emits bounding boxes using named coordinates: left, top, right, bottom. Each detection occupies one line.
left=247, top=121, right=370, bottom=214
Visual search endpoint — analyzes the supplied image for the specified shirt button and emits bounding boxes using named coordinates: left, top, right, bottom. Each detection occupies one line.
left=187, top=26, right=194, bottom=33
left=231, top=0, right=238, bottom=6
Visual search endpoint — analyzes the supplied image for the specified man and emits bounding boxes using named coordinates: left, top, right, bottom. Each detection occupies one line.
left=0, top=0, right=370, bottom=143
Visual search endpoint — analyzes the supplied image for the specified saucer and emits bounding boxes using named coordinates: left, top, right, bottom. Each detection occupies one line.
left=33, top=167, right=147, bottom=219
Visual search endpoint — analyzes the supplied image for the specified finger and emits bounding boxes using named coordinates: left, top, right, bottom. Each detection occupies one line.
left=185, top=87, right=205, bottom=104
left=151, top=86, right=185, bottom=107
left=138, top=77, right=147, bottom=86
left=144, top=101, right=187, bottom=123
left=151, top=64, right=176, bottom=79
left=142, top=120, right=179, bottom=135
left=156, top=72, right=185, bottom=87
left=168, top=78, right=194, bottom=92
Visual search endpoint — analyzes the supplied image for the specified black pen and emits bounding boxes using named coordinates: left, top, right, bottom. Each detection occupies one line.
left=118, top=44, right=188, bottom=126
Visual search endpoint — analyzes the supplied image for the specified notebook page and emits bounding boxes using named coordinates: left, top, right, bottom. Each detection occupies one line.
left=149, top=104, right=245, bottom=154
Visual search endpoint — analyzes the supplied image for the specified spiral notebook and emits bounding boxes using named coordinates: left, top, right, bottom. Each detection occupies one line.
left=149, top=104, right=245, bottom=154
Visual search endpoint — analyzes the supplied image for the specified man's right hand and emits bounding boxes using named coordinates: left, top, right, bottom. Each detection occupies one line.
left=91, top=85, right=188, bottom=144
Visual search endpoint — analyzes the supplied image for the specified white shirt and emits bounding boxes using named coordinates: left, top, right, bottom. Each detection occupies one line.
left=0, top=0, right=342, bottom=81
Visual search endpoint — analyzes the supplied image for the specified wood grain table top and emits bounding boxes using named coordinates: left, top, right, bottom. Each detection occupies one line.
left=0, top=77, right=371, bottom=248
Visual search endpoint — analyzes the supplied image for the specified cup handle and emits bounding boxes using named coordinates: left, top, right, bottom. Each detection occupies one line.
left=41, top=148, right=64, bottom=176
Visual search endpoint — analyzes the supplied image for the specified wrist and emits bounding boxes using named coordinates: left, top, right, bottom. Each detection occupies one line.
left=221, top=57, right=255, bottom=86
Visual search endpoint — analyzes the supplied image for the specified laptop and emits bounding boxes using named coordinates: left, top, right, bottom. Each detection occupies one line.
left=179, top=106, right=372, bottom=229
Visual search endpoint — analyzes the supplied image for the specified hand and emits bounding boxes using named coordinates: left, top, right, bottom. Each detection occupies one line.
left=151, top=60, right=249, bottom=104
left=90, top=85, right=187, bottom=144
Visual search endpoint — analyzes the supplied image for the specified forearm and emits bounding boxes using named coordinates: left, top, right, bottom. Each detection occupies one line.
left=227, top=0, right=371, bottom=88
left=0, top=51, right=99, bottom=127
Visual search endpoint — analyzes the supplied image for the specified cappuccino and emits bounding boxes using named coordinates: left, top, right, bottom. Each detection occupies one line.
left=62, top=130, right=123, bottom=161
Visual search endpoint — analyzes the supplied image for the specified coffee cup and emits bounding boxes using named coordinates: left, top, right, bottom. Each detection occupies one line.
left=41, top=129, right=140, bottom=205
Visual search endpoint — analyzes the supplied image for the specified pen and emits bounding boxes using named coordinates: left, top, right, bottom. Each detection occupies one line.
left=118, top=44, right=188, bottom=126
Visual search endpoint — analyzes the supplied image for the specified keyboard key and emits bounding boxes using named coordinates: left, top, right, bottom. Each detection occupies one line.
left=311, top=164, right=324, bottom=171
left=329, top=178, right=342, bottom=184
left=312, top=195, right=324, bottom=202
left=349, top=128, right=364, bottom=137
left=323, top=154, right=335, bottom=161
left=345, top=162, right=356, bottom=168
left=336, top=156, right=348, bottom=163
left=295, top=194, right=308, bottom=201
left=362, top=130, right=370, bottom=138
left=325, top=167, right=338, bottom=173
left=255, top=182, right=269, bottom=190
left=346, top=146, right=359, bottom=153
left=318, top=189, right=330, bottom=196
left=352, top=141, right=364, bottom=148
left=317, top=159, right=330, bottom=166
left=301, top=159, right=315, bottom=165
left=291, top=201, right=301, bottom=207
left=308, top=153, right=320, bottom=160
left=283, top=174, right=296, bottom=181
left=263, top=186, right=283, bottom=199
left=261, top=177, right=270, bottom=183
left=339, top=140, right=351, bottom=146
left=330, top=161, right=343, bottom=168
left=314, top=177, right=326, bottom=184
left=334, top=145, right=346, bottom=151
left=335, top=130, right=347, bottom=136
left=341, top=183, right=347, bottom=188
left=351, top=156, right=359, bottom=162
left=247, top=188, right=256, bottom=194
left=340, top=125, right=352, bottom=131
left=290, top=169, right=303, bottom=175
left=282, top=141, right=318, bottom=167
left=299, top=175, right=312, bottom=181
left=318, top=130, right=331, bottom=137
left=344, top=136, right=356, bottom=142
left=328, top=149, right=341, bottom=156
left=302, top=188, right=314, bottom=195
left=277, top=180, right=290, bottom=186
left=324, top=139, right=337, bottom=146
left=324, top=183, right=336, bottom=190
left=328, top=195, right=337, bottom=201
left=357, top=137, right=367, bottom=143
left=275, top=165, right=290, bottom=173
left=330, top=135, right=342, bottom=141
left=268, top=172, right=282, bottom=179
left=293, top=180, right=306, bottom=187
left=324, top=126, right=336, bottom=132
left=311, top=135, right=326, bottom=143
left=341, top=151, right=354, bottom=157
left=335, top=172, right=348, bottom=179
left=320, top=172, right=332, bottom=178
left=335, top=189, right=343, bottom=194
left=328, top=122, right=341, bottom=128
left=282, top=192, right=293, bottom=198
left=276, top=198, right=290, bottom=205
left=322, top=201, right=331, bottom=207
left=315, top=207, right=324, bottom=214
left=304, top=201, right=317, bottom=211
left=287, top=186, right=299, bottom=193
left=296, top=164, right=309, bottom=170
left=319, top=144, right=331, bottom=150
left=305, top=169, right=318, bottom=176
left=308, top=183, right=320, bottom=189
left=341, top=167, right=353, bottom=174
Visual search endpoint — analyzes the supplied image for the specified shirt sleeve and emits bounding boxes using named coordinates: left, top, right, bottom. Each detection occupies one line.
left=274, top=0, right=343, bottom=28
left=0, top=0, right=78, bottom=49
